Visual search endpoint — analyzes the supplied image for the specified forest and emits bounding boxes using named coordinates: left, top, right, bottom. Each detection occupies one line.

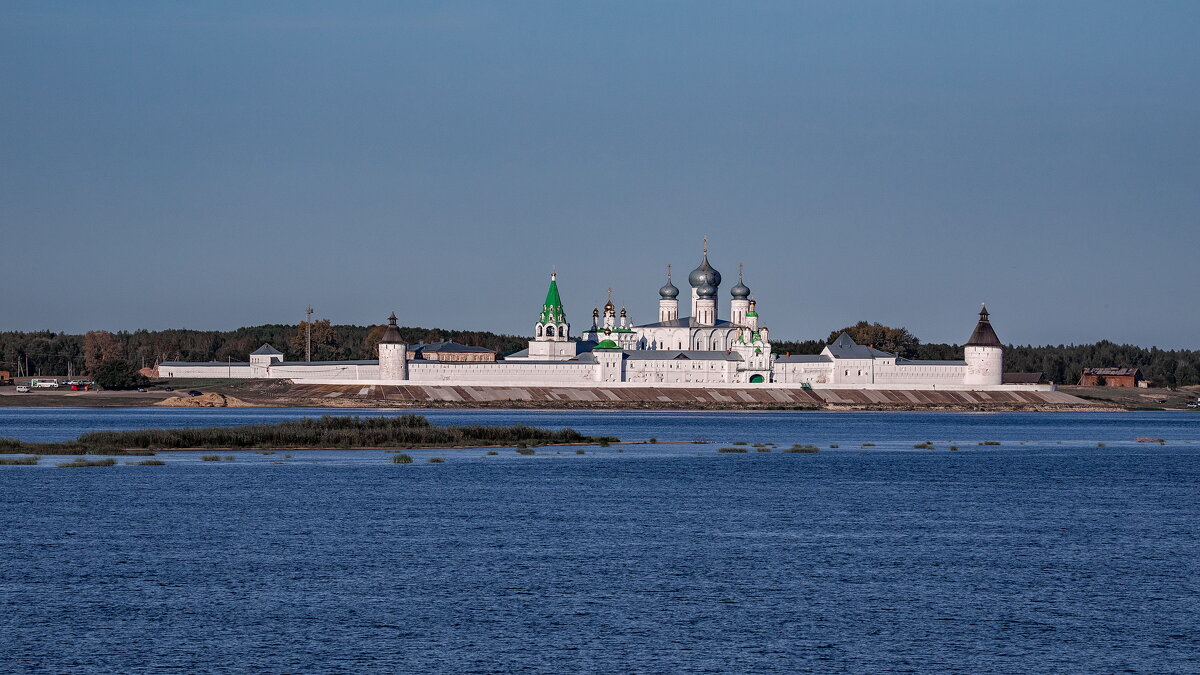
left=3, top=321, right=1198, bottom=388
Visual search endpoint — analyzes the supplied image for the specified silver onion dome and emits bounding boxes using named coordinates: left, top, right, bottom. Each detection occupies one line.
left=730, top=278, right=750, bottom=299
left=688, top=255, right=721, bottom=290
left=659, top=279, right=679, bottom=299
left=696, top=282, right=717, bottom=299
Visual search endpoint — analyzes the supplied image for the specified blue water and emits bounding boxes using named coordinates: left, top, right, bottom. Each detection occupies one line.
left=2, top=408, right=1198, bottom=673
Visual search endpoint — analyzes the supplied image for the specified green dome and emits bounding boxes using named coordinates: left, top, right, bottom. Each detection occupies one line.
left=594, top=339, right=619, bottom=349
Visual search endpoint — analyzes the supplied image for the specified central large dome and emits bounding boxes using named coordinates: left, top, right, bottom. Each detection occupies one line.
left=688, top=254, right=722, bottom=290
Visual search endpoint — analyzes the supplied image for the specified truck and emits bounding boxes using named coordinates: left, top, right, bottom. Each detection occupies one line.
left=0, top=371, right=12, bottom=386
left=30, top=378, right=60, bottom=389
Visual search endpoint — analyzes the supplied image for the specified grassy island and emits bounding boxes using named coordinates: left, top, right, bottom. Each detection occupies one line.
left=0, top=414, right=618, bottom=455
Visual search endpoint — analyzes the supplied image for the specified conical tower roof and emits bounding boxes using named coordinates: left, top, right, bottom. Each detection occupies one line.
left=539, top=271, right=566, bottom=324
left=380, top=312, right=404, bottom=344
left=965, top=304, right=1003, bottom=347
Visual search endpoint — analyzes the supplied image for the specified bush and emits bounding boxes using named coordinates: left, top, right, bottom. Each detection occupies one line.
left=718, top=447, right=748, bottom=453
left=391, top=454, right=413, bottom=464
left=128, top=459, right=166, bottom=466
left=0, top=456, right=40, bottom=465
left=648, top=438, right=657, bottom=444
left=784, top=444, right=819, bottom=453
left=427, top=457, right=444, bottom=463
left=201, top=455, right=221, bottom=462
left=515, top=447, right=536, bottom=455
left=914, top=442, right=935, bottom=449
left=575, top=449, right=585, bottom=454
left=57, top=457, right=116, bottom=468
left=485, top=451, right=498, bottom=456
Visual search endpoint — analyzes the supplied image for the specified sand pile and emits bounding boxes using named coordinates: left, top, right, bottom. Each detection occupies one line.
left=155, top=393, right=253, bottom=407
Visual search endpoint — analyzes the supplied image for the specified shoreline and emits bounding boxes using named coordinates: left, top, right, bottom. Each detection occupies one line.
left=0, top=380, right=1131, bottom=412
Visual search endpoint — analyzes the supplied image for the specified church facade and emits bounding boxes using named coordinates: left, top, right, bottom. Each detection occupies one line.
left=159, top=243, right=1030, bottom=390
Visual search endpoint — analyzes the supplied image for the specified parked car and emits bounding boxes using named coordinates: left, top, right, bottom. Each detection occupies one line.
left=16, top=385, right=31, bottom=393
left=1188, top=402, right=1198, bottom=408
left=137, top=387, right=147, bottom=393
left=187, top=390, right=203, bottom=397
left=164, top=386, right=174, bottom=391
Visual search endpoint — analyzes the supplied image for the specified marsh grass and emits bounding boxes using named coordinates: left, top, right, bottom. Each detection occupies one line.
left=127, top=459, right=166, bottom=466
left=485, top=450, right=499, bottom=456
left=914, top=442, right=935, bottom=449
left=648, top=438, right=657, bottom=444
left=949, top=445, right=959, bottom=451
left=829, top=444, right=839, bottom=449
left=784, top=444, right=819, bottom=453
left=718, top=447, right=748, bottom=453
left=1097, top=442, right=1106, bottom=447
left=979, top=441, right=1001, bottom=446
left=427, top=457, right=444, bottom=463
left=861, top=443, right=875, bottom=447
left=257, top=451, right=275, bottom=455
left=201, top=455, right=221, bottom=462
left=0, top=456, right=40, bottom=465
left=732, top=441, right=747, bottom=446
left=223, top=455, right=235, bottom=461
left=57, top=457, right=116, bottom=468
left=0, top=415, right=616, bottom=453
left=391, top=454, right=413, bottom=464
left=515, top=447, right=536, bottom=455
left=575, top=449, right=585, bottom=454
left=756, top=447, right=771, bottom=452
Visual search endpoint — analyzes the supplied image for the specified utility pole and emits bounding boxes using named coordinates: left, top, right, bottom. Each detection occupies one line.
left=305, top=305, right=314, bottom=362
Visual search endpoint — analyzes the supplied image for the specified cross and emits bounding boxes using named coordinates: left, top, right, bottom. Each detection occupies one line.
left=703, top=236, right=708, bottom=255
left=667, top=263, right=671, bottom=280
left=739, top=262, right=743, bottom=280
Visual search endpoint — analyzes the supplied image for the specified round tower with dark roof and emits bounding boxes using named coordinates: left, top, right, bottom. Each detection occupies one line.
left=378, top=311, right=408, bottom=381
left=730, top=263, right=751, bottom=326
left=964, top=304, right=1003, bottom=386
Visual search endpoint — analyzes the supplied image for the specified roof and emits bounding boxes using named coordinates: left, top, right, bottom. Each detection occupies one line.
left=540, top=273, right=566, bottom=324
left=250, top=344, right=283, bottom=356
left=594, top=339, right=620, bottom=350
left=824, top=333, right=896, bottom=360
left=1003, top=372, right=1044, bottom=384
left=412, top=341, right=495, bottom=354
left=775, top=354, right=833, bottom=363
left=625, top=350, right=742, bottom=361
left=634, top=317, right=737, bottom=329
left=966, top=306, right=1003, bottom=347
left=1081, top=367, right=1141, bottom=377
left=896, top=358, right=968, bottom=366
left=161, top=361, right=249, bottom=367
left=380, top=312, right=404, bottom=344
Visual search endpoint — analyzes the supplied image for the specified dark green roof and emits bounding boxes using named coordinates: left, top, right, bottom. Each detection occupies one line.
left=594, top=339, right=620, bottom=350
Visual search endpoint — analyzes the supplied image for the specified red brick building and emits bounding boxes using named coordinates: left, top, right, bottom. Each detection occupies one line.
left=1079, top=367, right=1143, bottom=387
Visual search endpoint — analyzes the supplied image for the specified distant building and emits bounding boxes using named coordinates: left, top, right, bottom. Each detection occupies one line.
left=408, top=341, right=496, bottom=362
left=1002, top=372, right=1044, bottom=385
left=1079, top=367, right=1143, bottom=387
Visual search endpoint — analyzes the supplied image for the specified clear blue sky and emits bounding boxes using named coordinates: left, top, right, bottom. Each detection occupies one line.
left=3, top=1, right=1197, bottom=347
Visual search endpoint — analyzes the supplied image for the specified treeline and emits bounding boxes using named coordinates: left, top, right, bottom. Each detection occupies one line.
left=0, top=324, right=527, bottom=376
left=5, top=323, right=1198, bottom=388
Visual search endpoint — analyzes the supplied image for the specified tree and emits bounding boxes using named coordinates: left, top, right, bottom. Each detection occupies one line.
left=84, top=330, right=123, bottom=373
left=287, top=319, right=344, bottom=361
left=827, top=322, right=921, bottom=358
left=93, top=359, right=149, bottom=390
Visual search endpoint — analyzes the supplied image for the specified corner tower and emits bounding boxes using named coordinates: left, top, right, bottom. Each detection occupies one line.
left=964, top=304, right=1003, bottom=386
left=378, top=312, right=408, bottom=381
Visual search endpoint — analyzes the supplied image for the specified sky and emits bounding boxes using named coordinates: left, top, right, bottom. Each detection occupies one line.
left=3, top=1, right=1198, bottom=347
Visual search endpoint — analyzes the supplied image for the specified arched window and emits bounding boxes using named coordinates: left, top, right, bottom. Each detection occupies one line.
left=536, top=325, right=543, bottom=337
left=546, top=325, right=555, bottom=337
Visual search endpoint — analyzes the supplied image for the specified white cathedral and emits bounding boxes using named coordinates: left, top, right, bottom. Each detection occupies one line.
left=160, top=242, right=1032, bottom=390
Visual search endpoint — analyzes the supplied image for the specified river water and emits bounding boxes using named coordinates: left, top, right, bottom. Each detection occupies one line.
left=1, top=408, right=1198, bottom=673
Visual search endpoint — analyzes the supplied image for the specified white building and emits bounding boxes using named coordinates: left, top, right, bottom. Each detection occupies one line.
left=159, top=242, right=1034, bottom=391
